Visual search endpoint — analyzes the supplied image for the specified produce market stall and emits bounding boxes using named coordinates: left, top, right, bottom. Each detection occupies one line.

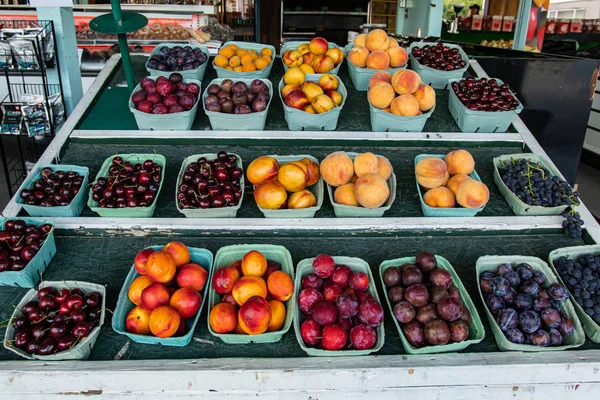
left=0, top=44, right=600, bottom=398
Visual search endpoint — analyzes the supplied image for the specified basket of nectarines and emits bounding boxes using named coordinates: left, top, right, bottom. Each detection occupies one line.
left=408, top=42, right=469, bottom=89
left=112, top=242, right=213, bottom=346
left=415, top=150, right=490, bottom=217
left=280, top=38, right=344, bottom=75
left=207, top=244, right=294, bottom=344
left=213, top=41, right=276, bottom=79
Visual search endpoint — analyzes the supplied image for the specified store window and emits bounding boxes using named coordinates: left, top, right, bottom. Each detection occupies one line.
left=548, top=9, right=585, bottom=19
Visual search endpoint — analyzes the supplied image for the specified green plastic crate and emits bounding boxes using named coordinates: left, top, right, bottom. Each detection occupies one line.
left=493, top=153, right=570, bottom=216
left=326, top=152, right=396, bottom=217
left=4, top=280, right=106, bottom=360
left=280, top=41, right=343, bottom=75
left=408, top=42, right=469, bottom=89
left=370, top=103, right=435, bottom=133
left=293, top=256, right=385, bottom=356
left=202, top=78, right=273, bottom=131
left=476, top=255, right=585, bottom=352
left=213, top=41, right=276, bottom=79
left=175, top=153, right=244, bottom=218
left=347, top=58, right=406, bottom=91
left=145, top=43, right=210, bottom=81
left=548, top=245, right=600, bottom=343
left=255, top=155, right=324, bottom=218
left=379, top=255, right=485, bottom=354
left=87, top=154, right=166, bottom=218
left=207, top=244, right=294, bottom=344
left=414, top=154, right=486, bottom=217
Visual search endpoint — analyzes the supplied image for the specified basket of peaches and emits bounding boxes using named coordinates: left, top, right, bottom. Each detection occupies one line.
left=112, top=242, right=213, bottom=346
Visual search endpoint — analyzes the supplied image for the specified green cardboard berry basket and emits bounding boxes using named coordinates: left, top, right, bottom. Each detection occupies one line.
left=213, top=41, right=276, bottom=79
left=414, top=154, right=486, bottom=217
left=347, top=58, right=406, bottom=91
left=145, top=43, right=210, bottom=81
left=16, top=164, right=89, bottom=217
left=280, top=41, right=343, bottom=75
left=4, top=280, right=106, bottom=360
left=493, top=153, right=570, bottom=216
left=175, top=153, right=244, bottom=218
left=255, top=155, right=324, bottom=218
left=112, top=245, right=213, bottom=346
left=548, top=245, right=600, bottom=343
left=326, top=152, right=396, bottom=217
left=408, top=42, right=469, bottom=89
left=87, top=154, right=166, bottom=218
left=278, top=74, right=347, bottom=131
left=293, top=256, right=385, bottom=356
left=202, top=78, right=273, bottom=131
left=476, top=255, right=585, bottom=352
left=370, top=103, right=435, bottom=132
left=0, top=218, right=55, bottom=288
left=379, top=255, right=485, bottom=354
left=207, top=244, right=294, bottom=344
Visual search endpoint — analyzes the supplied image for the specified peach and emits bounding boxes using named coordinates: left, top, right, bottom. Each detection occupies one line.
left=170, top=287, right=202, bottom=319
left=299, top=64, right=315, bottom=75
left=327, top=91, right=343, bottom=107
left=354, top=174, right=390, bottom=208
left=387, top=46, right=408, bottom=68
left=267, top=300, right=286, bottom=332
left=134, top=248, right=155, bottom=275
left=414, top=84, right=436, bottom=111
left=209, top=303, right=237, bottom=334
left=369, top=71, right=392, bottom=89
left=301, top=81, right=324, bottom=103
left=212, top=266, right=241, bottom=295
left=334, top=183, right=359, bottom=206
left=254, top=180, right=288, bottom=209
left=305, top=105, right=316, bottom=114
left=415, top=157, right=448, bottom=189
left=366, top=50, right=390, bottom=70
left=176, top=263, right=209, bottom=291
left=242, top=250, right=267, bottom=277
left=377, top=156, right=393, bottom=180
left=246, top=156, right=279, bottom=186
left=283, top=66, right=306, bottom=86
left=312, top=55, right=335, bottom=73
left=390, top=94, right=420, bottom=117
left=368, top=82, right=395, bottom=109
left=388, top=37, right=400, bottom=48
left=146, top=251, right=177, bottom=284
left=232, top=276, right=268, bottom=306
left=320, top=152, right=354, bottom=187
left=302, top=52, right=316, bottom=66
left=326, top=48, right=344, bottom=65
left=141, top=283, right=171, bottom=312
left=298, top=43, right=310, bottom=54
left=445, top=150, right=475, bottom=175
left=126, top=305, right=151, bottom=335
left=365, top=29, right=390, bottom=52
left=162, top=241, right=190, bottom=268
left=282, top=49, right=303, bottom=67
left=423, top=187, right=456, bottom=208
left=354, top=33, right=367, bottom=47
left=281, top=84, right=301, bottom=98
left=284, top=90, right=309, bottom=110
left=319, top=74, right=339, bottom=91
left=238, top=296, right=272, bottom=335
left=309, top=37, right=329, bottom=56
left=351, top=174, right=359, bottom=183
left=348, top=46, right=369, bottom=68
left=455, top=179, right=490, bottom=209
left=301, top=158, right=321, bottom=186
left=128, top=275, right=154, bottom=305
left=267, top=270, right=294, bottom=301
left=149, top=306, right=180, bottom=338
left=391, top=69, right=421, bottom=95
left=312, top=93, right=335, bottom=113
left=288, top=190, right=317, bottom=209
left=354, top=152, right=380, bottom=177
left=447, top=174, right=472, bottom=195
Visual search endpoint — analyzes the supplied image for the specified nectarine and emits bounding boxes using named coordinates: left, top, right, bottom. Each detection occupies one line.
left=126, top=305, right=151, bottom=335
left=238, top=296, right=272, bottom=335
left=209, top=302, right=237, bottom=334
left=162, top=241, right=190, bottom=268
left=134, top=248, right=155, bottom=275
left=176, top=263, right=209, bottom=291
left=232, top=276, right=268, bottom=305
left=149, top=305, right=180, bottom=338
left=170, top=287, right=202, bottom=319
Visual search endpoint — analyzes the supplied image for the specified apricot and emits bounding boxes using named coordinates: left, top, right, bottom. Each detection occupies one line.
left=326, top=48, right=344, bottom=65
left=170, top=287, right=202, bottom=319
left=288, top=190, right=317, bottom=209
left=238, top=296, right=272, bottom=335
left=354, top=174, right=390, bottom=208
left=447, top=174, right=472, bottom=195
left=348, top=46, right=369, bottom=68
left=255, top=57, right=270, bottom=70
left=313, top=55, right=335, bottom=73
left=368, top=82, right=395, bottom=109
left=141, top=283, right=171, bottom=312
left=302, top=52, right=316, bottom=66
left=128, top=275, right=154, bottom=305
left=219, top=45, right=235, bottom=59
left=254, top=180, right=288, bottom=209
left=232, top=276, right=268, bottom=306
left=176, top=263, right=209, bottom=291
left=391, top=69, right=421, bottom=95
left=377, top=156, right=393, bottom=180
left=312, top=93, right=335, bottom=113
left=387, top=47, right=408, bottom=68
left=267, top=300, right=286, bottom=332
left=327, top=91, right=343, bottom=107
left=415, top=157, right=448, bottom=189
left=149, top=305, right=180, bottom=338
left=299, top=64, right=315, bottom=74
left=283, top=66, right=306, bottom=86
left=285, top=90, right=309, bottom=110
left=242, top=63, right=257, bottom=72
left=126, top=305, right=151, bottom=335
left=246, top=156, right=279, bottom=186
left=368, top=71, right=392, bottom=89
left=414, top=84, right=436, bottom=112
left=242, top=250, right=267, bottom=277
left=267, top=271, right=294, bottom=301
left=354, top=152, right=380, bottom=177
left=423, top=187, right=456, bottom=208
left=162, top=241, right=190, bottom=268
left=228, top=55, right=241, bottom=68
left=455, top=179, right=490, bottom=209
left=214, top=55, right=229, bottom=68
left=281, top=84, right=301, bottom=98
left=319, top=74, right=339, bottom=91
left=334, top=183, right=359, bottom=206
left=260, top=47, right=273, bottom=57
left=282, top=49, right=303, bottom=67
left=390, top=94, right=420, bottom=117
left=134, top=248, right=155, bottom=275
left=354, top=33, right=367, bottom=47
left=301, top=158, right=321, bottom=186
left=212, top=266, right=241, bottom=295
left=366, top=50, right=390, bottom=70
left=301, top=82, right=324, bottom=103
left=365, top=29, right=390, bottom=52
left=146, top=251, right=177, bottom=283
left=445, top=150, right=475, bottom=175
left=320, top=152, right=354, bottom=187
left=309, top=37, right=329, bottom=56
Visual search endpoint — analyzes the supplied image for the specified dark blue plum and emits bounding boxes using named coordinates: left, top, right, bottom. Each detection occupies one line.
left=505, top=328, right=525, bottom=344
left=502, top=287, right=518, bottom=307
left=559, top=315, right=575, bottom=336
left=503, top=271, right=520, bottom=287
left=496, top=308, right=519, bottom=332
left=531, top=271, right=546, bottom=286
left=519, top=310, right=541, bottom=334
left=517, top=264, right=533, bottom=281
left=530, top=330, right=551, bottom=347
left=486, top=294, right=505, bottom=315
left=492, top=276, right=511, bottom=296
left=541, top=308, right=561, bottom=328
left=497, top=263, right=513, bottom=276
left=548, top=328, right=563, bottom=346
left=519, top=280, right=540, bottom=297
left=514, top=293, right=533, bottom=311
left=548, top=283, right=569, bottom=302
left=532, top=297, right=551, bottom=312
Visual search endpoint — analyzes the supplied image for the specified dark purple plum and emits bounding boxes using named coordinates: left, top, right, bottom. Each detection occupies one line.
left=548, top=328, right=563, bottom=346
left=393, top=301, right=416, bottom=323
left=383, top=267, right=401, bottom=288
left=496, top=263, right=513, bottom=275
left=415, top=250, right=437, bottom=273
left=503, top=271, right=520, bottom=287
left=519, top=280, right=540, bottom=297
left=541, top=308, right=561, bottom=328
left=531, top=271, right=546, bottom=286
left=530, top=330, right=551, bottom=347
left=533, top=297, right=551, bottom=312
left=505, top=328, right=525, bottom=344
left=517, top=264, right=533, bottom=280
left=486, top=294, right=505, bottom=315
left=502, top=287, right=518, bottom=307
left=559, top=315, right=575, bottom=337
left=437, top=297, right=463, bottom=322
left=518, top=310, right=541, bottom=334
left=402, top=265, right=423, bottom=286
left=491, top=276, right=510, bottom=296
left=514, top=293, right=532, bottom=311
left=548, top=283, right=569, bottom=302
left=388, top=286, right=404, bottom=303
left=430, top=286, right=449, bottom=304
left=496, top=308, right=518, bottom=331
left=479, top=276, right=493, bottom=294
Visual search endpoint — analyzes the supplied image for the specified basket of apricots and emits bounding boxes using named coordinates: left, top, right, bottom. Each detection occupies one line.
left=281, top=37, right=344, bottom=75
left=246, top=154, right=323, bottom=217
left=347, top=29, right=409, bottom=91
left=415, top=149, right=490, bottom=217
left=208, top=245, right=294, bottom=344
left=279, top=68, right=346, bottom=131
left=321, top=151, right=396, bottom=217
left=368, top=69, right=436, bottom=132
left=112, top=242, right=213, bottom=346
left=213, top=41, right=276, bottom=79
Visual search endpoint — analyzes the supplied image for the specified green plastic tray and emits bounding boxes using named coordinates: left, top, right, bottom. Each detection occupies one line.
left=207, top=244, right=295, bottom=344
left=145, top=43, right=210, bottom=81
left=493, top=153, right=570, bottom=216
left=279, top=41, right=343, bottom=75
left=4, top=280, right=106, bottom=360
left=255, top=155, right=324, bottom=218
left=87, top=154, right=166, bottom=218
left=175, top=153, right=244, bottom=218
left=293, top=256, right=385, bottom=356
left=213, top=41, right=276, bottom=79
left=414, top=154, right=486, bottom=217
left=476, top=255, right=585, bottom=352
left=548, top=245, right=600, bottom=343
left=379, top=255, right=485, bottom=355
left=326, top=152, right=396, bottom=217
left=370, top=103, right=435, bottom=133
left=347, top=58, right=406, bottom=92
left=408, top=42, right=469, bottom=89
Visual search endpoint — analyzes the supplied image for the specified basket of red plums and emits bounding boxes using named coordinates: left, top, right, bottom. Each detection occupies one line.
left=3, top=281, right=106, bottom=360
left=129, top=72, right=201, bottom=131
left=408, top=42, right=469, bottom=89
